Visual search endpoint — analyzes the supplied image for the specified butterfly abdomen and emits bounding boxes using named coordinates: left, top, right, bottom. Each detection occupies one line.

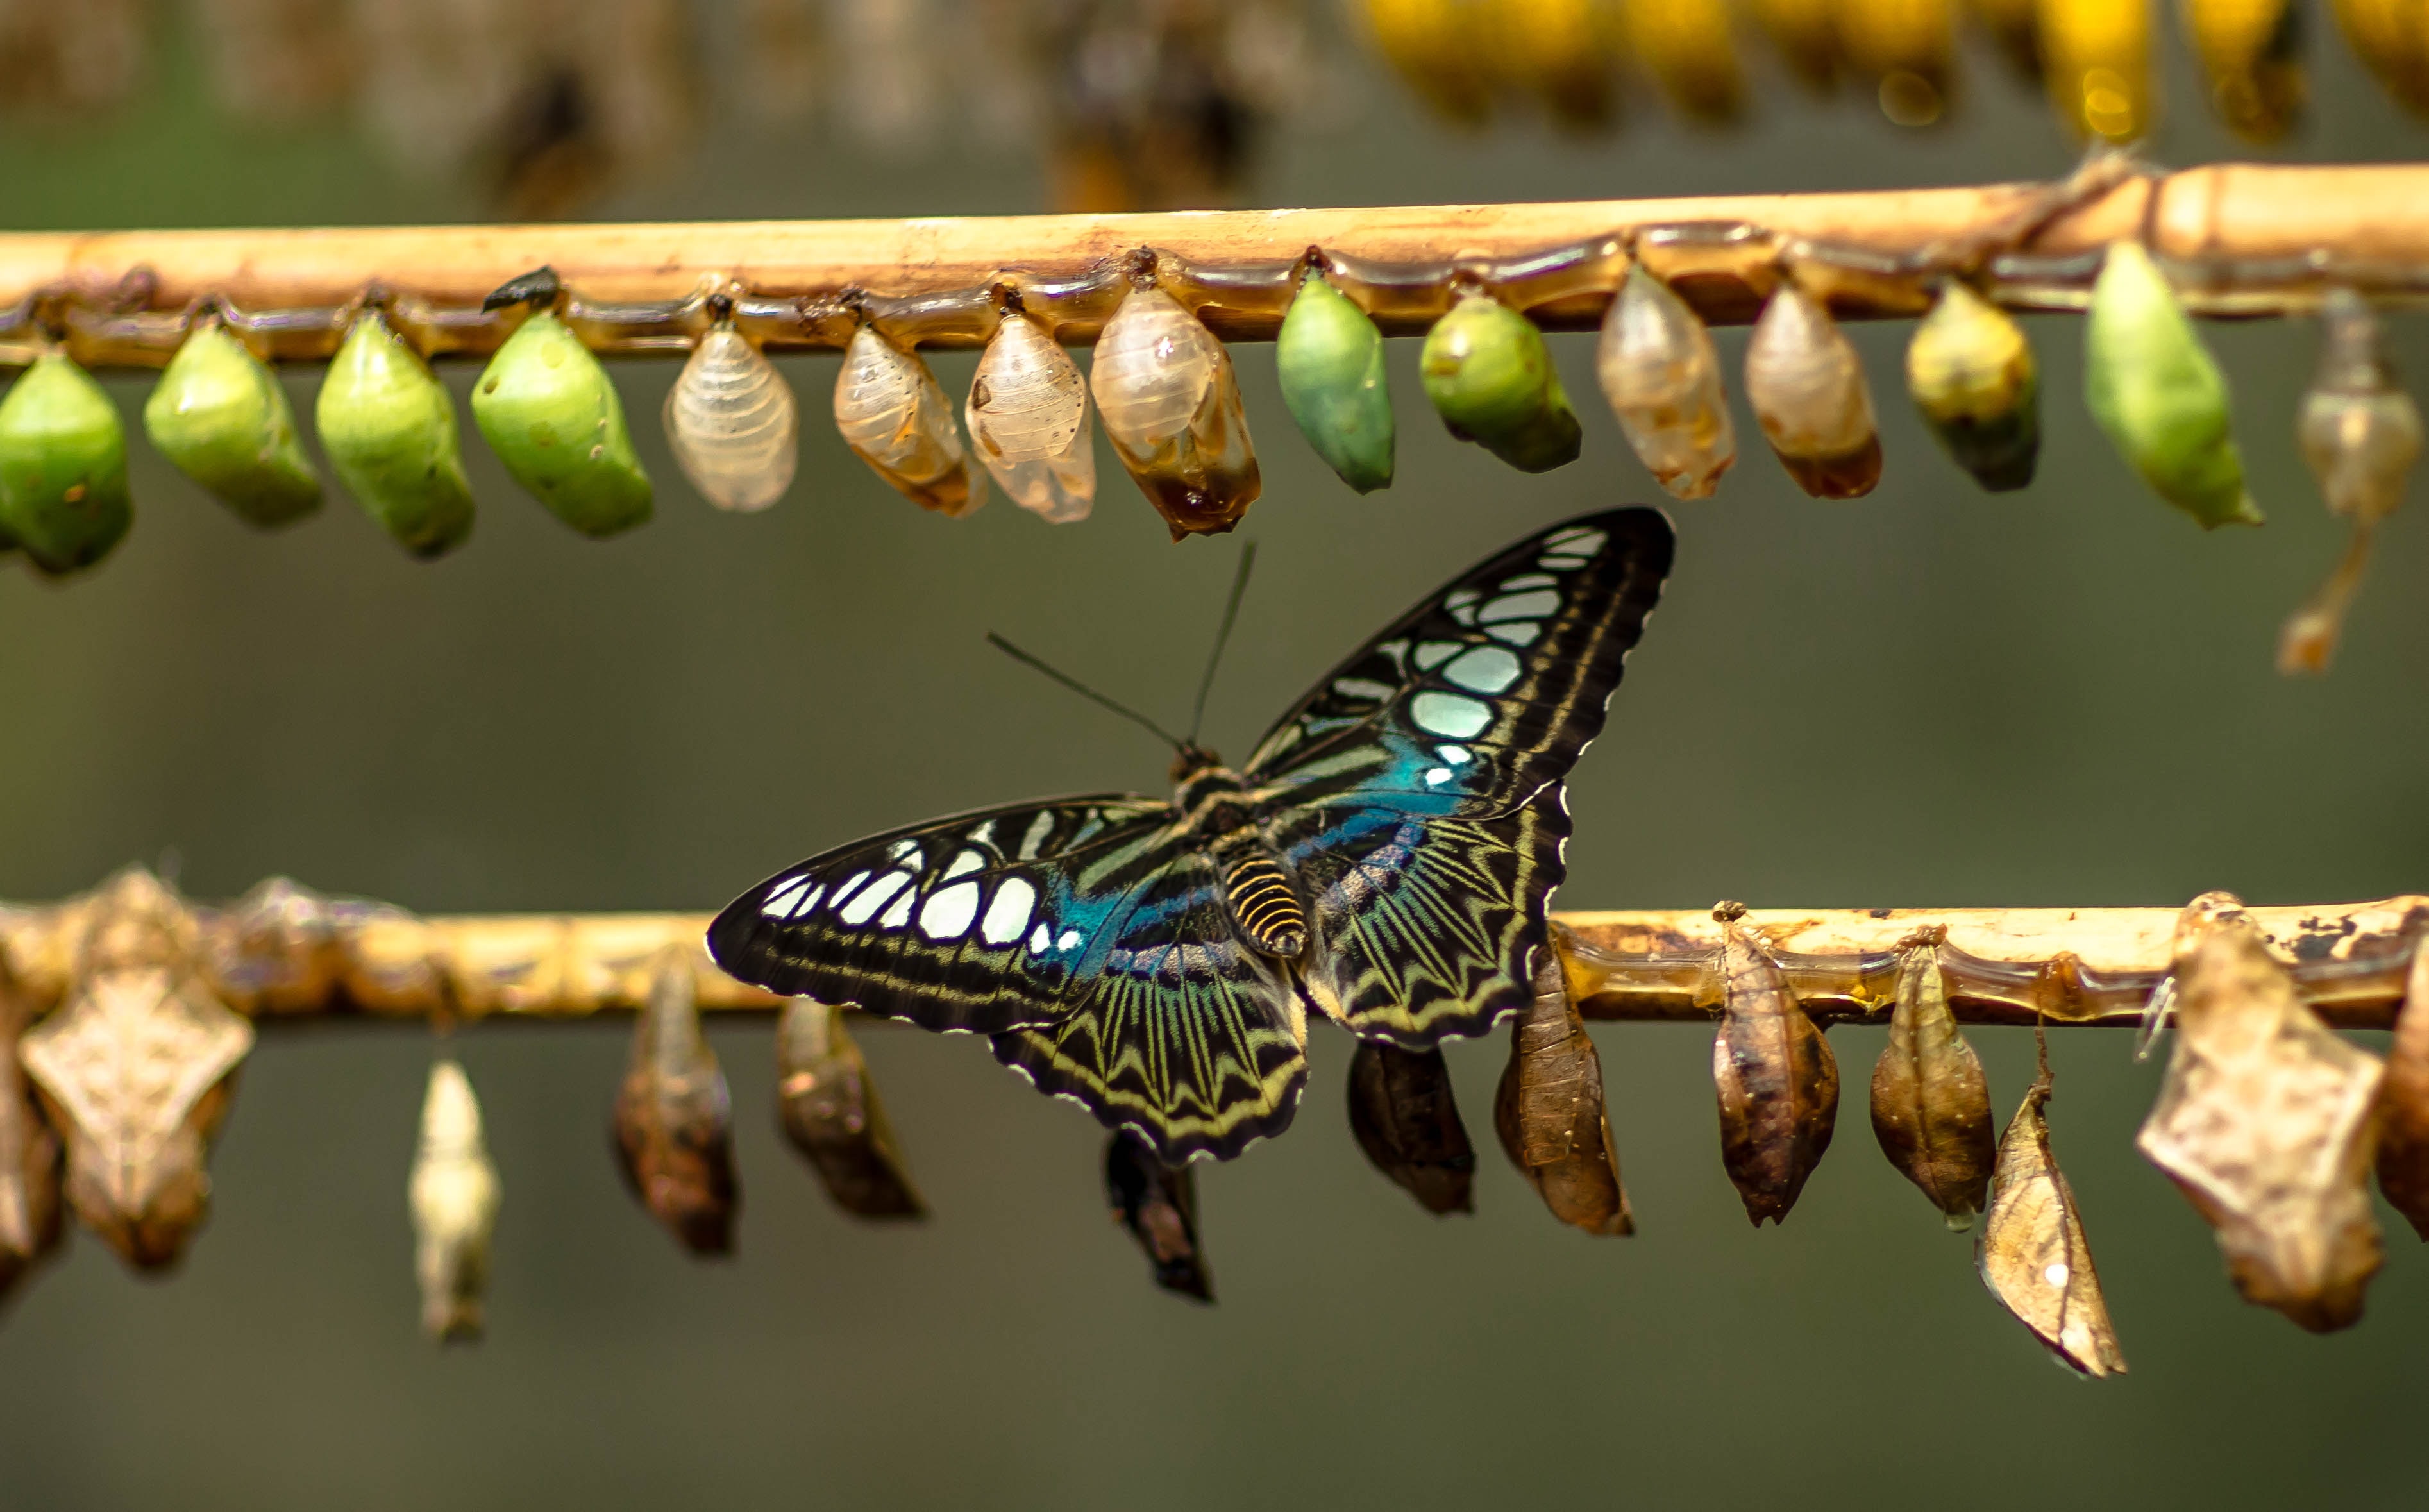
left=1220, top=850, right=1309, bottom=960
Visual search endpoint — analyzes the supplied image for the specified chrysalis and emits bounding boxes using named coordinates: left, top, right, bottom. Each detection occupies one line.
left=317, top=308, right=476, bottom=557
left=1978, top=1031, right=2128, bottom=1378
left=1275, top=265, right=1394, bottom=495
left=1347, top=1041, right=1474, bottom=1216
left=1746, top=0, right=1838, bottom=89
left=610, top=948, right=738, bottom=1256
left=2040, top=0, right=2155, bottom=140
left=0, top=349, right=133, bottom=575
left=2183, top=0, right=2301, bottom=141
left=2278, top=289, right=2421, bottom=674
left=1104, top=1130, right=1212, bottom=1302
left=775, top=998, right=925, bottom=1220
left=1492, top=0, right=1623, bottom=127
left=1711, top=903, right=1838, bottom=1225
left=2374, top=940, right=2429, bottom=1240
left=666, top=317, right=798, bottom=513
left=1906, top=281, right=2040, bottom=492
left=2085, top=242, right=2258, bottom=529
left=1089, top=280, right=1261, bottom=539
left=471, top=273, right=653, bottom=538
left=1620, top=0, right=1744, bottom=122
left=1595, top=262, right=1735, bottom=500
left=1493, top=938, right=1633, bottom=1236
left=17, top=868, right=253, bottom=1271
left=1835, top=0, right=1955, bottom=124
left=409, top=1057, right=501, bottom=1343
left=0, top=969, right=64, bottom=1304
left=2137, top=895, right=2385, bottom=1332
left=1868, top=928, right=1995, bottom=1229
left=2331, top=0, right=2429, bottom=119
left=1360, top=0, right=1492, bottom=124
left=1419, top=288, right=1582, bottom=474
left=1971, top=0, right=2041, bottom=79
left=964, top=304, right=1095, bottom=523
left=142, top=318, right=322, bottom=528
left=835, top=321, right=982, bottom=517
left=1745, top=284, right=1881, bottom=498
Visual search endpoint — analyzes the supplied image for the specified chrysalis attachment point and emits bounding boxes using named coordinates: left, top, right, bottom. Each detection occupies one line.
left=775, top=998, right=926, bottom=1220
left=836, top=323, right=984, bottom=517
left=1906, top=281, right=2040, bottom=492
left=1744, top=285, right=1881, bottom=498
left=1347, top=1041, right=1475, bottom=1216
left=1494, top=939, right=1633, bottom=1236
left=2085, top=241, right=2260, bottom=530
left=611, top=948, right=739, bottom=1256
left=1978, top=1034, right=2128, bottom=1379
left=1089, top=283, right=1261, bottom=540
left=964, top=306, right=1095, bottom=523
left=1595, top=261, right=1735, bottom=500
left=666, top=320, right=798, bottom=514
left=1711, top=903, right=1838, bottom=1225
left=0, top=349, right=134, bottom=575
left=1104, top=1130, right=1213, bottom=1302
left=409, top=1058, right=501, bottom=1343
left=317, top=309, right=476, bottom=557
left=143, top=318, right=323, bottom=529
left=1869, top=928, right=1995, bottom=1230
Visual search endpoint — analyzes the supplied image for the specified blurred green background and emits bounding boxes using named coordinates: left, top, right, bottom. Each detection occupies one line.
left=5, top=8, right=2429, bottom=1511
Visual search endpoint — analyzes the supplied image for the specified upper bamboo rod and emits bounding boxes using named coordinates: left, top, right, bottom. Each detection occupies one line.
left=3, top=874, right=2419, bottom=1030
left=6, top=162, right=2429, bottom=368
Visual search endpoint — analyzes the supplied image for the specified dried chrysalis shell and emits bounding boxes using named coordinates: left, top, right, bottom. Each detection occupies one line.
left=0, top=965, right=65, bottom=1303
left=1745, top=285, right=1881, bottom=499
left=1906, top=281, right=2040, bottom=492
left=1620, top=0, right=1743, bottom=122
left=1711, top=903, right=1838, bottom=1225
left=836, top=322, right=982, bottom=517
left=665, top=319, right=798, bottom=513
left=1978, top=1045, right=2128, bottom=1378
left=409, top=1057, right=501, bottom=1343
left=775, top=997, right=925, bottom=1220
left=1493, top=937, right=1633, bottom=1236
left=1089, top=283, right=1261, bottom=540
left=610, top=947, right=738, bottom=1256
left=1275, top=266, right=1394, bottom=495
left=2373, top=939, right=2429, bottom=1239
left=1420, top=289, right=1583, bottom=475
left=142, top=318, right=322, bottom=528
left=1595, top=262, right=1735, bottom=500
left=1869, top=928, right=1994, bottom=1229
left=471, top=304, right=653, bottom=538
left=2085, top=241, right=2260, bottom=529
left=2136, top=892, right=2385, bottom=1332
left=964, top=307, right=1096, bottom=523
left=1104, top=1129, right=1212, bottom=1302
left=17, top=867, right=253, bottom=1271
left=1347, top=1041, right=1474, bottom=1216
left=2040, top=0, right=2154, bottom=140
left=2183, top=0, right=2303, bottom=142
left=2279, top=289, right=2422, bottom=675
left=317, top=308, right=476, bottom=557
left=0, top=349, right=133, bottom=575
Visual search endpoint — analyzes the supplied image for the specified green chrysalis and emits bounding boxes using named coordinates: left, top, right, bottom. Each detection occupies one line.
left=317, top=310, right=476, bottom=557
left=1419, top=290, right=1581, bottom=474
left=2085, top=242, right=2260, bottom=528
left=0, top=351, right=133, bottom=575
left=142, top=319, right=322, bottom=528
left=471, top=300, right=650, bottom=538
left=1275, top=266, right=1394, bottom=493
left=1906, top=281, right=2040, bottom=492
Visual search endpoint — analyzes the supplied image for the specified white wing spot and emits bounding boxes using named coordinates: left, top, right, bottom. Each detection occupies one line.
left=1486, top=619, right=1543, bottom=648
left=827, top=871, right=873, bottom=912
left=2044, top=1263, right=2070, bottom=1288
left=942, top=848, right=987, bottom=881
left=919, top=881, right=982, bottom=940
left=1413, top=641, right=1459, bottom=671
left=1437, top=744, right=1472, bottom=764
left=982, top=878, right=1036, bottom=945
left=1538, top=553, right=1588, bottom=571
left=760, top=877, right=813, bottom=918
left=1057, top=928, right=1084, bottom=951
left=878, top=884, right=916, bottom=929
left=1479, top=589, right=1560, bottom=623
left=1333, top=676, right=1397, bottom=703
left=1029, top=922, right=1052, bottom=954
left=886, top=839, right=923, bottom=866
left=1411, top=691, right=1492, bottom=738
left=1424, top=768, right=1452, bottom=787
left=1498, top=573, right=1556, bottom=591
left=1543, top=526, right=1605, bottom=554
left=839, top=870, right=912, bottom=925
left=1443, top=644, right=1521, bottom=694
left=1018, top=810, right=1055, bottom=859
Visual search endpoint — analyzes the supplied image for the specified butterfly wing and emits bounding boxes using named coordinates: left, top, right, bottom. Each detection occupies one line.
left=1245, top=508, right=1674, bottom=1047
left=709, top=796, right=1308, bottom=1163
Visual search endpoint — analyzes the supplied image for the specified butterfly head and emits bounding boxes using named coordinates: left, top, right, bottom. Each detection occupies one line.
left=1168, top=742, right=1223, bottom=785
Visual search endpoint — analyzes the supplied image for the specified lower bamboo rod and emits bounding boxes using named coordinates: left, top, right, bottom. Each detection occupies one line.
left=4, top=875, right=2420, bottom=1029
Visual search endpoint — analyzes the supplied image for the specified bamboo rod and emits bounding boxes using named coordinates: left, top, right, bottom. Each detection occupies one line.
left=3, top=874, right=2419, bottom=1030
left=6, top=161, right=2429, bottom=369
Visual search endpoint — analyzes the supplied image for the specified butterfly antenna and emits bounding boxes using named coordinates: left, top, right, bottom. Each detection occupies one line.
left=1187, top=542, right=1257, bottom=746
left=985, top=632, right=1188, bottom=753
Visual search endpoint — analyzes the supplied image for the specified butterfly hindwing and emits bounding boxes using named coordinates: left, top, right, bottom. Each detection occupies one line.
left=1248, top=508, right=1674, bottom=1045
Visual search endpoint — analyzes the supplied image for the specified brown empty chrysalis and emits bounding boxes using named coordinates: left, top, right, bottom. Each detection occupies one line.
left=2374, top=939, right=2429, bottom=1240
left=0, top=962, right=65, bottom=1302
left=17, top=867, right=253, bottom=1272
left=1493, top=934, right=1633, bottom=1236
left=775, top=998, right=926, bottom=1220
left=1711, top=902, right=1838, bottom=1225
left=1978, top=1027, right=2128, bottom=1379
left=1869, top=927, right=1994, bottom=1229
left=1104, top=1130, right=1212, bottom=1303
left=611, top=946, right=739, bottom=1256
left=2136, top=893, right=2385, bottom=1333
left=1347, top=1041, right=1475, bottom=1217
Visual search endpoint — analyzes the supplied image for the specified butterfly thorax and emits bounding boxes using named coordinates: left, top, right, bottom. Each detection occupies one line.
left=1169, top=757, right=1310, bottom=962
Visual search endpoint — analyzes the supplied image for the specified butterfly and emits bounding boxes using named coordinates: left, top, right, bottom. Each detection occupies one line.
left=709, top=507, right=1674, bottom=1166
